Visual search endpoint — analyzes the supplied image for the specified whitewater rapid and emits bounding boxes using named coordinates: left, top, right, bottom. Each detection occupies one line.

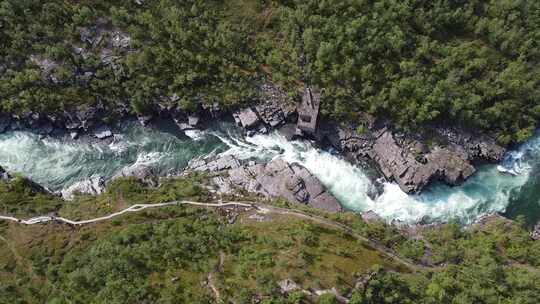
left=0, top=121, right=539, bottom=224
left=0, top=122, right=228, bottom=190
left=215, top=132, right=537, bottom=224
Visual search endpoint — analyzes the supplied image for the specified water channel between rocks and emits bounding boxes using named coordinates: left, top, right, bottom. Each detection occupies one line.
left=1, top=120, right=539, bottom=225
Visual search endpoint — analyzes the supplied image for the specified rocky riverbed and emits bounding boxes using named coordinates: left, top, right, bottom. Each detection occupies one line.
left=0, top=83, right=506, bottom=197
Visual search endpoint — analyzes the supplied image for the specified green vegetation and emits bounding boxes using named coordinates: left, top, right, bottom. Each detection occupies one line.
left=1, top=176, right=540, bottom=303
left=0, top=175, right=61, bottom=215
left=1, top=0, right=539, bottom=143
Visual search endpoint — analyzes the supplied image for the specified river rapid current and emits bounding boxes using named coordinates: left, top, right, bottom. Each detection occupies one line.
left=0, top=121, right=539, bottom=225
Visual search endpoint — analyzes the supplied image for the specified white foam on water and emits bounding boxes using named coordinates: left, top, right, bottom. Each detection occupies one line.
left=183, top=129, right=206, bottom=140
left=219, top=131, right=540, bottom=224
left=0, top=124, right=227, bottom=191
left=2, top=120, right=540, bottom=224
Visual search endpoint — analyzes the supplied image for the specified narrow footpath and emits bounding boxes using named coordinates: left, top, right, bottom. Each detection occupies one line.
left=0, top=200, right=429, bottom=271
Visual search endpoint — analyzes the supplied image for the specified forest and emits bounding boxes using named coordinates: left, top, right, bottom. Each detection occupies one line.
left=0, top=0, right=539, bottom=143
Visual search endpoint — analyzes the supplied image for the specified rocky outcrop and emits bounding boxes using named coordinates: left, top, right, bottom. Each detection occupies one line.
left=531, top=222, right=540, bottom=240
left=233, top=84, right=296, bottom=136
left=61, top=177, right=106, bottom=200
left=361, top=210, right=383, bottom=223
left=112, top=164, right=158, bottom=186
left=278, top=279, right=301, bottom=294
left=93, top=125, right=113, bottom=139
left=234, top=107, right=260, bottom=129
left=317, top=118, right=504, bottom=194
left=370, top=130, right=476, bottom=193
left=187, top=155, right=342, bottom=212
left=0, top=166, right=11, bottom=182
left=233, top=101, right=296, bottom=136
left=0, top=115, right=11, bottom=133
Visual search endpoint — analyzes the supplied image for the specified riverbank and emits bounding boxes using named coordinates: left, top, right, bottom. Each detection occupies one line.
left=1, top=102, right=540, bottom=226
left=0, top=172, right=539, bottom=303
left=0, top=90, right=507, bottom=193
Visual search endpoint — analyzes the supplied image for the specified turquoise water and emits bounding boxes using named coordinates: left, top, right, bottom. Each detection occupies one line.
left=0, top=121, right=539, bottom=225
left=0, top=121, right=229, bottom=190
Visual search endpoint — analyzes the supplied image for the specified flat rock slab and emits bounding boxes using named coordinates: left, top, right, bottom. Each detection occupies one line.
left=371, top=131, right=476, bottom=193
left=94, top=125, right=113, bottom=139
left=187, top=155, right=342, bottom=212
left=234, top=108, right=260, bottom=129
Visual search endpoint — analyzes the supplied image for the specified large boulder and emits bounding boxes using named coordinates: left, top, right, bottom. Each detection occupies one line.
left=233, top=107, right=260, bottom=129
left=532, top=222, right=540, bottom=240
left=0, top=115, right=11, bottom=133
left=232, top=84, right=296, bottom=135
left=61, top=176, right=105, bottom=200
left=188, top=155, right=241, bottom=172
left=0, top=166, right=11, bottom=182
left=189, top=155, right=342, bottom=212
left=437, top=127, right=505, bottom=162
left=112, top=164, right=157, bottom=186
left=370, top=131, right=475, bottom=193
left=94, top=125, right=113, bottom=139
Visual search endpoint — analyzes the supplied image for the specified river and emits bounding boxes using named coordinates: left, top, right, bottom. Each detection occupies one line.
left=0, top=121, right=538, bottom=225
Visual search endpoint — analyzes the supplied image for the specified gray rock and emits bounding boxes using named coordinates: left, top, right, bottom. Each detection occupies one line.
left=187, top=155, right=241, bottom=172
left=361, top=210, right=383, bottom=223
left=94, top=125, right=113, bottom=139
left=137, top=115, right=152, bottom=127
left=234, top=107, right=260, bottom=129
left=531, top=222, right=540, bottom=240
left=113, top=164, right=157, bottom=186
left=61, top=177, right=105, bottom=200
left=70, top=131, right=79, bottom=140
left=0, top=116, right=11, bottom=133
left=278, top=279, right=300, bottom=294
left=370, top=130, right=476, bottom=194
left=0, top=166, right=11, bottom=182
left=188, top=115, right=200, bottom=127
left=189, top=155, right=342, bottom=212
left=111, top=31, right=131, bottom=49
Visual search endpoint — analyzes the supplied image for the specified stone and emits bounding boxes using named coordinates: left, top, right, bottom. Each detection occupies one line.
left=361, top=210, right=383, bottom=223
left=234, top=108, right=260, bottom=128
left=370, top=130, right=476, bottom=194
left=309, top=192, right=342, bottom=212
left=111, top=31, right=131, bottom=49
left=187, top=155, right=342, bottom=212
left=531, top=222, right=540, bottom=240
left=0, top=166, right=11, bottom=182
left=296, top=87, right=320, bottom=136
left=137, top=115, right=152, bottom=127
left=278, top=279, right=300, bottom=294
left=188, top=115, right=200, bottom=127
left=113, top=164, right=157, bottom=186
left=187, top=155, right=241, bottom=172
left=70, top=131, right=79, bottom=140
left=61, top=177, right=105, bottom=200
left=94, top=125, right=113, bottom=139
left=0, top=115, right=11, bottom=133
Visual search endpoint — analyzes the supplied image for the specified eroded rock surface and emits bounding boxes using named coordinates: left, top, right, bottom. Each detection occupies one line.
left=112, top=164, right=158, bottom=186
left=370, top=130, right=476, bottom=193
left=532, top=222, right=540, bottom=240
left=61, top=177, right=105, bottom=200
left=187, top=155, right=342, bottom=212
left=0, top=166, right=11, bottom=182
left=317, top=119, right=504, bottom=194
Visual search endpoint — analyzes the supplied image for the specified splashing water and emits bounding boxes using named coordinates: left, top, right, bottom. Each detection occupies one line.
left=218, top=132, right=540, bottom=224
left=1, top=121, right=539, bottom=225
left=0, top=122, right=228, bottom=190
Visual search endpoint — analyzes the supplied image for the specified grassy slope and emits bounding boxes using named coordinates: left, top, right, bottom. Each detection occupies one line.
left=1, top=176, right=539, bottom=303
